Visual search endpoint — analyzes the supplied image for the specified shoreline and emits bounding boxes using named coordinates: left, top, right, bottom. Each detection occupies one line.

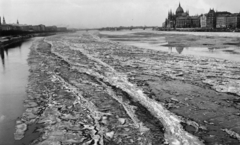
left=0, top=33, right=56, bottom=49
left=15, top=32, right=240, bottom=144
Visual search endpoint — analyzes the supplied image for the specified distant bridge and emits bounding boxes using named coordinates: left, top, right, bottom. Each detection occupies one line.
left=98, top=26, right=159, bottom=31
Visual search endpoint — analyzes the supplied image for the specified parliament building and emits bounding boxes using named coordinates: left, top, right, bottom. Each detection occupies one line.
left=163, top=3, right=200, bottom=28
left=163, top=3, right=240, bottom=29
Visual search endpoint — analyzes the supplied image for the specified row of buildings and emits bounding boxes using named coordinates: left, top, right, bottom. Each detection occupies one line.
left=163, top=3, right=240, bottom=29
left=0, top=16, right=67, bottom=32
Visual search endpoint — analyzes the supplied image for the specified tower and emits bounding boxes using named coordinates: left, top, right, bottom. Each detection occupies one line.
left=170, top=9, right=173, bottom=20
left=17, top=20, right=19, bottom=24
left=207, top=9, right=216, bottom=28
left=3, top=16, right=6, bottom=24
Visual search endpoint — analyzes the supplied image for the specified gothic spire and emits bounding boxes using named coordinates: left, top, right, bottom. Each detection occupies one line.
left=3, top=16, right=6, bottom=24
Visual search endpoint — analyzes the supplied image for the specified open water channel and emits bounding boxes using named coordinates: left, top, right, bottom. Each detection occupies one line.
left=0, top=38, right=37, bottom=145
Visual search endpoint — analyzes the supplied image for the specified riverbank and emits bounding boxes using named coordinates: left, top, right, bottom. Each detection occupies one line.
left=15, top=32, right=240, bottom=144
left=157, top=28, right=240, bottom=33
left=0, top=33, right=56, bottom=49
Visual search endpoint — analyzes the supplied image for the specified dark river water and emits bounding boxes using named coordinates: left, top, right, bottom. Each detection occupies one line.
left=0, top=38, right=35, bottom=145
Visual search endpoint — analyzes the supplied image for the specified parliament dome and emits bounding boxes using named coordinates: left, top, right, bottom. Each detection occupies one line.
left=176, top=3, right=184, bottom=15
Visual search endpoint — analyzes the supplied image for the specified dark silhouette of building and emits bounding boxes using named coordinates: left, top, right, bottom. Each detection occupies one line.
left=0, top=16, right=68, bottom=34
left=3, top=16, right=6, bottom=24
left=176, top=16, right=191, bottom=28
left=164, top=4, right=240, bottom=29
left=191, top=16, right=201, bottom=27
left=164, top=3, right=200, bottom=28
left=206, top=9, right=216, bottom=28
left=166, top=10, right=176, bottom=28
left=215, top=11, right=231, bottom=28
left=226, top=13, right=240, bottom=28
left=176, top=3, right=184, bottom=17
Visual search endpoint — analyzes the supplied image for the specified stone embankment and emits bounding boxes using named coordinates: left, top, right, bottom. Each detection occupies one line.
left=15, top=32, right=240, bottom=144
left=0, top=35, right=30, bottom=48
left=0, top=33, right=56, bottom=49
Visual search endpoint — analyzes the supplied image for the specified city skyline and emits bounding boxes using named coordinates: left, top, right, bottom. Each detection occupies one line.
left=1, top=0, right=240, bottom=28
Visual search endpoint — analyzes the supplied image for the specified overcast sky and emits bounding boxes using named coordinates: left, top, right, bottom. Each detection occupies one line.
left=0, top=0, right=240, bottom=28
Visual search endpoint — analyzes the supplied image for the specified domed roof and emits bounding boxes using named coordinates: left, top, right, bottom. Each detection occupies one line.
left=176, top=3, right=184, bottom=14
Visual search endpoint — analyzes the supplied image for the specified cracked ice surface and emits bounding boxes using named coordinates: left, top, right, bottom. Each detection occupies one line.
left=46, top=33, right=204, bottom=145
left=15, top=32, right=240, bottom=144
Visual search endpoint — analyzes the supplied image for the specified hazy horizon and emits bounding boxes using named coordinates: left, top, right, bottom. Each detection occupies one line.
left=1, top=0, right=240, bottom=28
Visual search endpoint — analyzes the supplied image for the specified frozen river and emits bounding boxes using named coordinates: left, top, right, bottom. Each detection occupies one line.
left=99, top=30, right=240, bottom=62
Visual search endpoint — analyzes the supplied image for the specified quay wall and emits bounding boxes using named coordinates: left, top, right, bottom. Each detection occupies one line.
left=157, top=28, right=240, bottom=32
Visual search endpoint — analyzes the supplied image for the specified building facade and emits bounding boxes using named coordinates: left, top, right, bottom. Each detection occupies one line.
left=200, top=14, right=207, bottom=28
left=175, top=3, right=191, bottom=28
left=166, top=10, right=176, bottom=28
left=191, top=16, right=200, bottom=28
left=0, top=16, right=68, bottom=33
left=216, top=15, right=228, bottom=28
left=164, top=3, right=200, bottom=28
left=176, top=16, right=191, bottom=28
left=163, top=5, right=240, bottom=29
left=206, top=9, right=216, bottom=28
left=20, top=25, right=31, bottom=31
left=215, top=12, right=231, bottom=28
left=11, top=24, right=22, bottom=31
left=0, top=25, right=13, bottom=31
left=39, top=24, right=46, bottom=31
left=226, top=13, right=240, bottom=28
